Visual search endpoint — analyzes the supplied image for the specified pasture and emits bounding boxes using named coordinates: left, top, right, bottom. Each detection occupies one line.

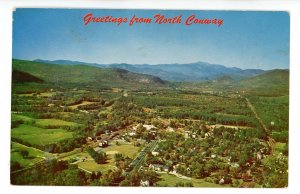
left=11, top=124, right=73, bottom=146
left=11, top=142, right=53, bottom=168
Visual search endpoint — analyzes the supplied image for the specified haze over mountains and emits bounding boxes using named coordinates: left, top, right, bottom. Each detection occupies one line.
left=34, top=59, right=266, bottom=82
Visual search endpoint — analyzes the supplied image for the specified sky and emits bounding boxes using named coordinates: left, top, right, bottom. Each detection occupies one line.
left=13, top=9, right=290, bottom=70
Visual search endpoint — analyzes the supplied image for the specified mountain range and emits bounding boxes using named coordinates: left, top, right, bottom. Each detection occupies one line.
left=13, top=59, right=289, bottom=95
left=34, top=59, right=265, bottom=82
left=13, top=59, right=166, bottom=89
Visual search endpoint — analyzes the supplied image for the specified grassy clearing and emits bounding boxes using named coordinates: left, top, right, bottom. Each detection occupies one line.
left=76, top=151, right=117, bottom=173
left=11, top=124, right=73, bottom=146
left=59, top=151, right=117, bottom=173
left=102, top=142, right=140, bottom=158
left=59, top=151, right=89, bottom=161
left=11, top=142, right=53, bottom=168
left=68, top=101, right=96, bottom=109
left=12, top=114, right=35, bottom=122
left=17, top=92, right=54, bottom=97
left=35, top=119, right=80, bottom=128
left=12, top=114, right=81, bottom=128
left=66, top=143, right=139, bottom=173
left=157, top=173, right=223, bottom=187
left=77, top=159, right=117, bottom=173
left=38, top=92, right=54, bottom=97
left=274, top=142, right=287, bottom=154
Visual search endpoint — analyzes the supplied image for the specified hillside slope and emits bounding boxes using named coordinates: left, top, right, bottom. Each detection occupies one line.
left=12, top=59, right=166, bottom=89
left=12, top=70, right=44, bottom=83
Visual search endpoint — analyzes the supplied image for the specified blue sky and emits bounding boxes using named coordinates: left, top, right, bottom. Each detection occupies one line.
left=13, top=9, right=289, bottom=70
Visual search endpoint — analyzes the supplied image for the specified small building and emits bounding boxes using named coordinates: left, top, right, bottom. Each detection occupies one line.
left=219, top=178, right=225, bottom=185
left=105, top=130, right=111, bottom=135
left=87, top=137, right=93, bottom=141
left=257, top=152, right=262, bottom=160
left=230, top=163, right=240, bottom=168
left=99, top=140, right=108, bottom=148
left=94, top=147, right=102, bottom=152
left=184, top=131, right=190, bottom=139
left=166, top=126, right=175, bottom=132
left=143, top=124, right=157, bottom=131
left=192, top=132, right=197, bottom=139
left=163, top=166, right=169, bottom=172
left=140, top=179, right=150, bottom=187
left=151, top=151, right=159, bottom=156
left=128, top=131, right=136, bottom=137
left=149, top=164, right=163, bottom=171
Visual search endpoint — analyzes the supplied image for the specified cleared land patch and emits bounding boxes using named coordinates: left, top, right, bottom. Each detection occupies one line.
left=35, top=119, right=80, bottom=128
left=68, top=101, right=96, bottom=110
left=11, top=142, right=53, bottom=168
left=102, top=142, right=140, bottom=158
left=12, top=124, right=73, bottom=146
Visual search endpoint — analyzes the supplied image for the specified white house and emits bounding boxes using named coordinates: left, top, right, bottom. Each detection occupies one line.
left=166, top=126, right=175, bottom=132
left=140, top=180, right=150, bottom=187
left=143, top=124, right=157, bottom=131
left=149, top=164, right=163, bottom=171
left=151, top=151, right=159, bottom=156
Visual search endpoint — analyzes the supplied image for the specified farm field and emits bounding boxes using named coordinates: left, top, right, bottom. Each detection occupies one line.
left=102, top=142, right=140, bottom=158
left=35, top=119, right=81, bottom=128
left=68, top=101, right=97, bottom=110
left=11, top=124, right=73, bottom=146
left=11, top=142, right=53, bottom=168
left=77, top=159, right=117, bottom=173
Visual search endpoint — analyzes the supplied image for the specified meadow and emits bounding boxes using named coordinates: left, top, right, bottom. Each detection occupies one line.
left=11, top=124, right=73, bottom=146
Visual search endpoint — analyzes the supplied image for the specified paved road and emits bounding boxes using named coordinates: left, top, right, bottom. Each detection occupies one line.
left=126, top=140, right=158, bottom=173
left=245, top=98, right=270, bottom=135
left=245, top=98, right=275, bottom=152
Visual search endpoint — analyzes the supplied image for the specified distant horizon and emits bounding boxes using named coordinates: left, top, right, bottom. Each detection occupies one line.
left=13, top=9, right=289, bottom=70
left=13, top=57, right=289, bottom=71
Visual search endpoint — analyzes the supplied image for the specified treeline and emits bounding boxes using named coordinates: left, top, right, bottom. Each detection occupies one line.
left=11, top=159, right=89, bottom=185
left=161, top=110, right=257, bottom=127
left=86, top=147, right=107, bottom=164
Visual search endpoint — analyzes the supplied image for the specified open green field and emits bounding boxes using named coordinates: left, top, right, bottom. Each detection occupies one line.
left=157, top=173, right=223, bottom=187
left=102, top=142, right=140, bottom=158
left=68, top=101, right=96, bottom=110
left=77, top=159, right=117, bottom=173
left=11, top=142, right=53, bottom=168
left=12, top=114, right=81, bottom=128
left=12, top=114, right=35, bottom=122
left=64, top=142, right=140, bottom=173
left=274, top=142, right=287, bottom=154
left=35, top=119, right=80, bottom=128
left=60, top=151, right=117, bottom=173
left=12, top=124, right=73, bottom=146
left=17, top=92, right=54, bottom=97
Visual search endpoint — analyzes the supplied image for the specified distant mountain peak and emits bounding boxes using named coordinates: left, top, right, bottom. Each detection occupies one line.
left=31, top=59, right=265, bottom=82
